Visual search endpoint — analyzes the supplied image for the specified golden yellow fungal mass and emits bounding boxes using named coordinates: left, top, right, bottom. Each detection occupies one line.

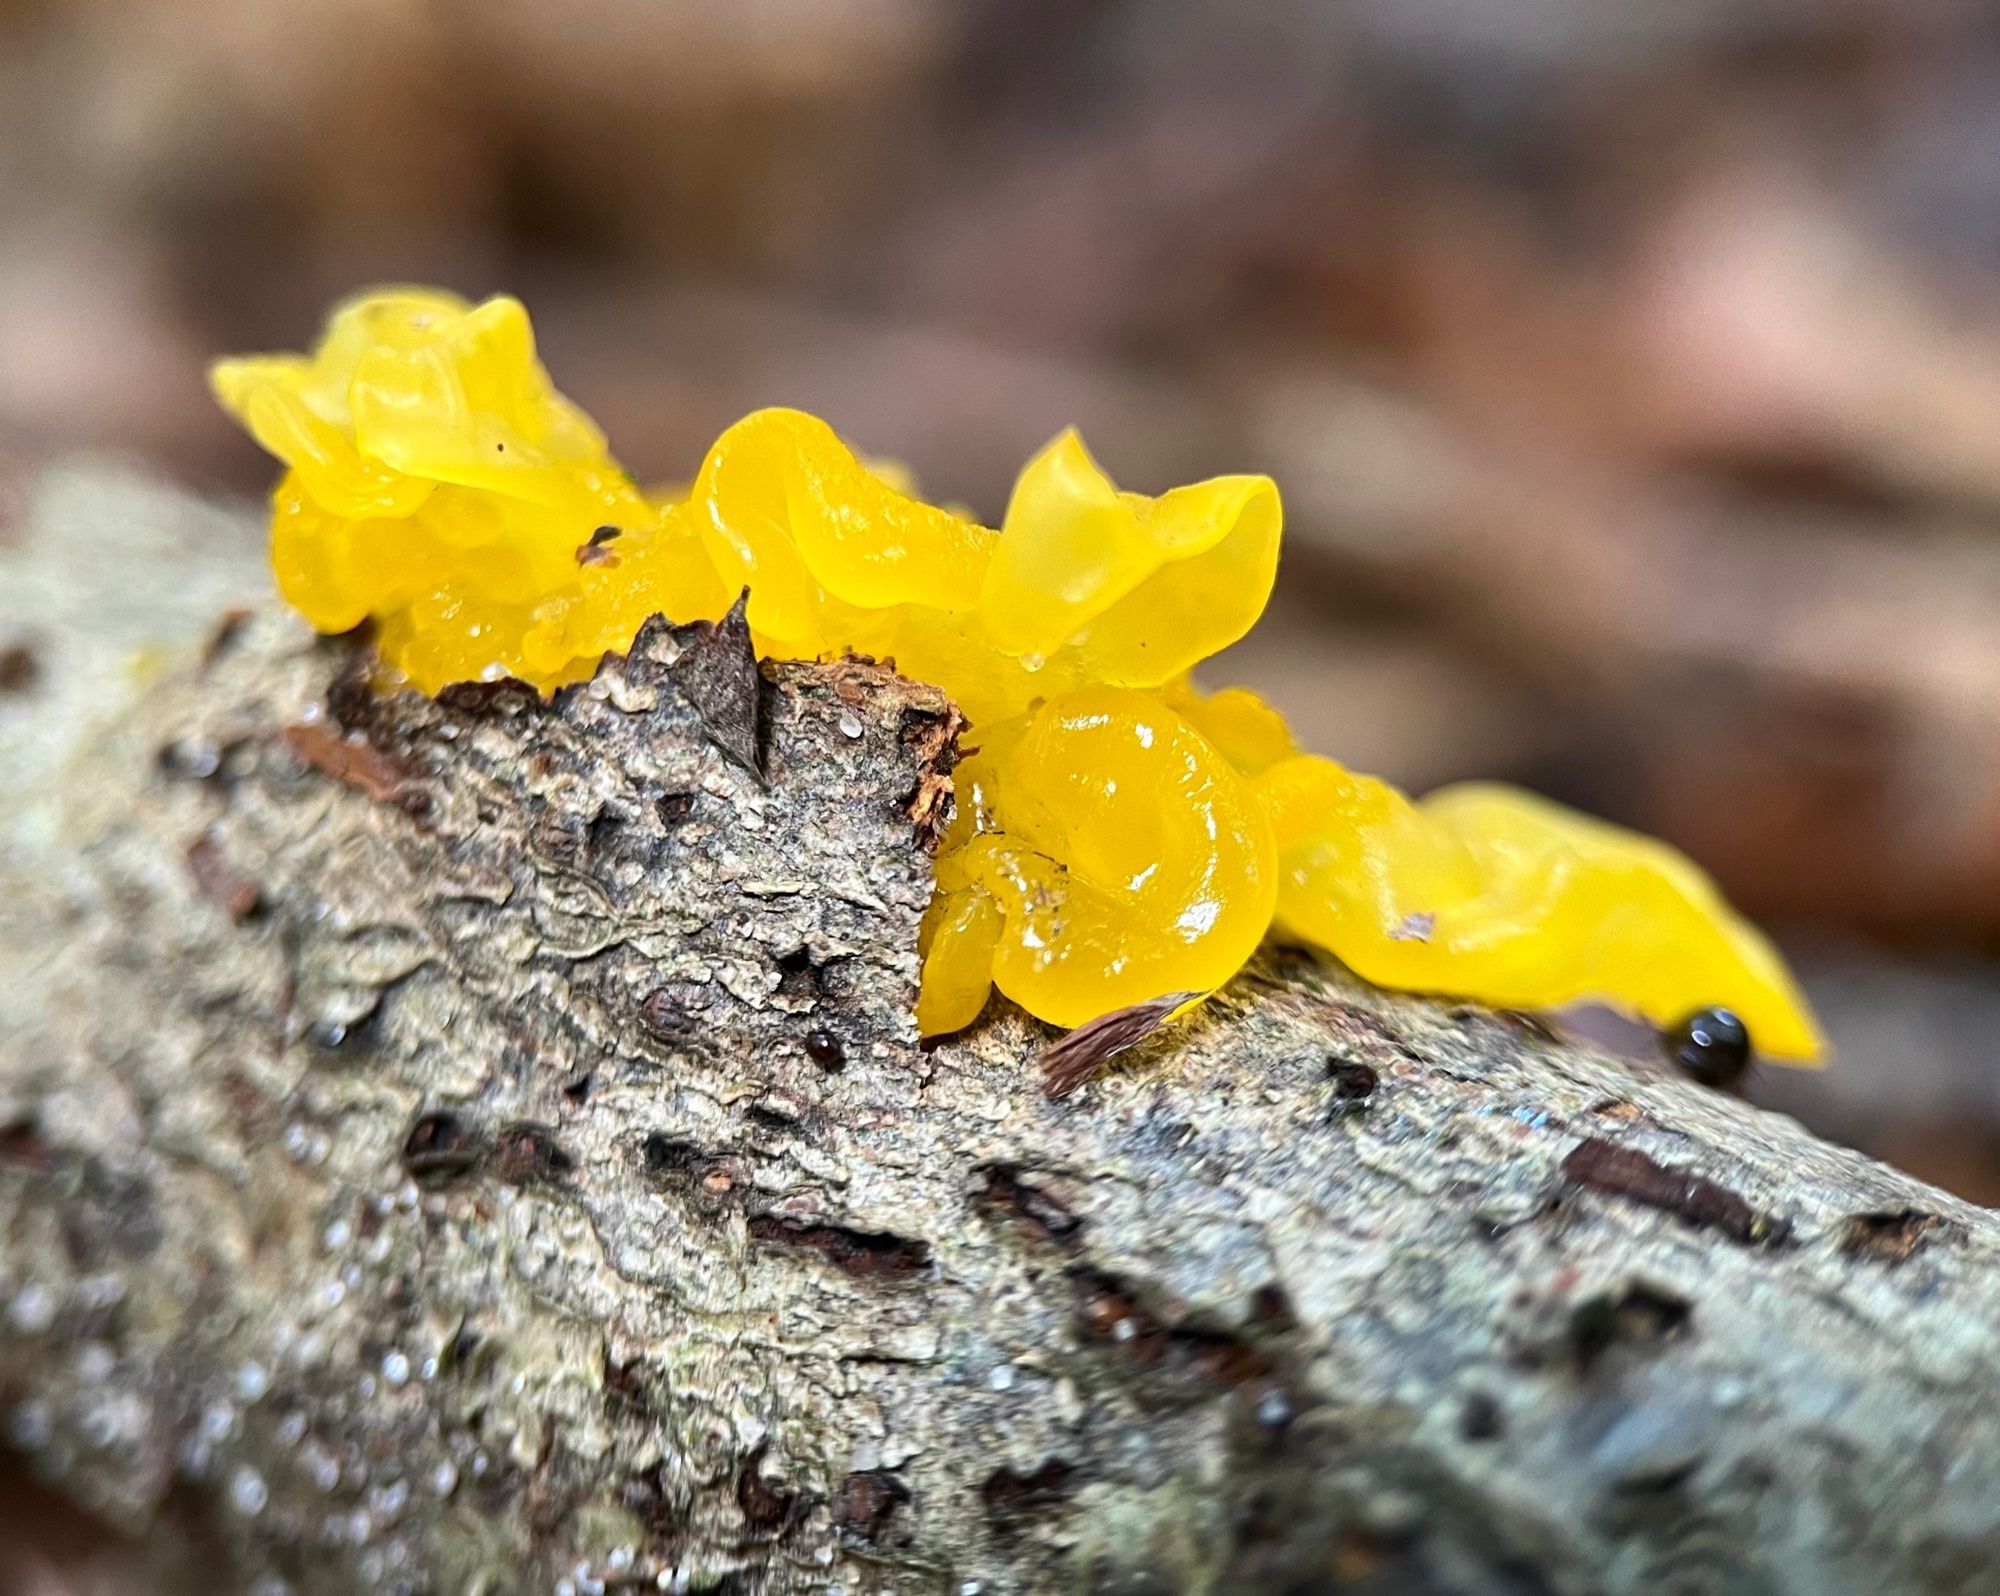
left=214, top=287, right=1825, bottom=1062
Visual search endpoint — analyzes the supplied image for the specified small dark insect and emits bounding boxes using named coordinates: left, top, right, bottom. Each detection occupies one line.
left=587, top=524, right=623, bottom=546
left=1663, top=1007, right=1752, bottom=1090
left=804, top=1029, right=845, bottom=1070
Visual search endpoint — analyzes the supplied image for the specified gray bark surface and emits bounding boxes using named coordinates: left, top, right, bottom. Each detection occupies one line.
left=4, top=469, right=2000, bottom=1596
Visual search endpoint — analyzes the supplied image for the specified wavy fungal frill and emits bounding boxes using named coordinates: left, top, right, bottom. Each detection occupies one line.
left=213, top=287, right=1825, bottom=1062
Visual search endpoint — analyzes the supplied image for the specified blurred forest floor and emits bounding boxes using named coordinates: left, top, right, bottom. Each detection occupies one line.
left=8, top=0, right=2000, bottom=1214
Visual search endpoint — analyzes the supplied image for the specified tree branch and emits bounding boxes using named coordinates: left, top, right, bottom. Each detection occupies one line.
left=4, top=469, right=1998, bottom=1595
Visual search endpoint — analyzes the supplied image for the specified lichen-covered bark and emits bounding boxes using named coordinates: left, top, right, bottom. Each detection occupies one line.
left=7, top=473, right=2000, bottom=1596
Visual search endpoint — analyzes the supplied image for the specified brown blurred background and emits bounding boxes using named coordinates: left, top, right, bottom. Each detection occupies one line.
left=8, top=0, right=2000, bottom=1265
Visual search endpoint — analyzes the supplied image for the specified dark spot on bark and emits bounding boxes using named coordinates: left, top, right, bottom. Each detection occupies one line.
left=973, top=1164, right=1083, bottom=1249
left=639, top=982, right=714, bottom=1038
left=1177, top=1324, right=1281, bottom=1388
left=834, top=1469, right=911, bottom=1545
left=775, top=946, right=823, bottom=1003
left=319, top=644, right=378, bottom=727
left=656, top=791, right=697, bottom=829
left=1460, top=1391, right=1505, bottom=1441
left=1327, top=1058, right=1379, bottom=1102
left=601, top=1347, right=654, bottom=1414
left=185, top=832, right=261, bottom=919
left=640, top=1134, right=704, bottom=1179
left=197, top=608, right=253, bottom=668
left=735, top=1446, right=803, bottom=1533
left=0, top=643, right=41, bottom=692
left=1123, top=1108, right=1199, bottom=1163
left=492, top=1122, right=572, bottom=1185
left=1248, top=1283, right=1297, bottom=1329
left=744, top=1097, right=811, bottom=1136
left=1568, top=1281, right=1692, bottom=1373
left=638, top=1135, right=746, bottom=1205
left=1838, top=1207, right=1956, bottom=1264
left=804, top=1028, right=845, bottom=1070
left=402, top=1112, right=481, bottom=1184
left=811, top=956, right=866, bottom=1008
left=561, top=1071, right=593, bottom=1105
left=670, top=591, right=765, bottom=780
left=438, top=1322, right=488, bottom=1379
left=1071, top=1267, right=1277, bottom=1389
left=432, top=677, right=540, bottom=717
left=0, top=1116, right=52, bottom=1170
left=621, top=1466, right=687, bottom=1537
left=1472, top=1192, right=1567, bottom=1245
left=586, top=806, right=628, bottom=853
left=1318, top=1528, right=1450, bottom=1588
left=981, top=1459, right=1076, bottom=1525
left=1561, top=1137, right=1791, bottom=1248
left=746, top=1216, right=931, bottom=1281
left=1041, top=991, right=1200, bottom=1099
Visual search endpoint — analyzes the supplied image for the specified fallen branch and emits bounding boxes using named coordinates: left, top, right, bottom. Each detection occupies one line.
left=4, top=473, right=1999, bottom=1595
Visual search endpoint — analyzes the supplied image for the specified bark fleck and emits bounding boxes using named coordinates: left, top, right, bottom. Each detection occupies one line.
left=1561, top=1136, right=1791, bottom=1248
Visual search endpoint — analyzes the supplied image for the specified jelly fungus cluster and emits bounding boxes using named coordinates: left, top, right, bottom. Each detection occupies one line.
left=214, top=288, right=1825, bottom=1062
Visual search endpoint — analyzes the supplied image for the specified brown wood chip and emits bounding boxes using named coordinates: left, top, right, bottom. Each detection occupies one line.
left=1041, top=991, right=1202, bottom=1100
left=282, top=721, right=412, bottom=804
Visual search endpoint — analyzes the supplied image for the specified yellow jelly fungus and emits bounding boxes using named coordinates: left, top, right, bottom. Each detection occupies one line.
left=916, top=685, right=1277, bottom=1033
left=1233, top=725, right=1823, bottom=1062
left=215, top=288, right=1826, bottom=1063
left=212, top=288, right=726, bottom=693
left=685, top=407, right=1280, bottom=726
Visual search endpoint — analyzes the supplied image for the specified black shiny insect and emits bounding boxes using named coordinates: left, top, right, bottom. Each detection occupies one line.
left=1663, top=1006, right=1752, bottom=1090
left=804, top=1028, right=845, bottom=1071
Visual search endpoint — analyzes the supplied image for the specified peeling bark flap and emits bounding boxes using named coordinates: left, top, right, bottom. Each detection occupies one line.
left=1562, top=1136, right=1792, bottom=1248
left=1042, top=991, right=1201, bottom=1100
left=670, top=590, right=765, bottom=780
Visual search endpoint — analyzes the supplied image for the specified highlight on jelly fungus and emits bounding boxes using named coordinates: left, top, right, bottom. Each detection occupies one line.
left=213, top=287, right=1826, bottom=1064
